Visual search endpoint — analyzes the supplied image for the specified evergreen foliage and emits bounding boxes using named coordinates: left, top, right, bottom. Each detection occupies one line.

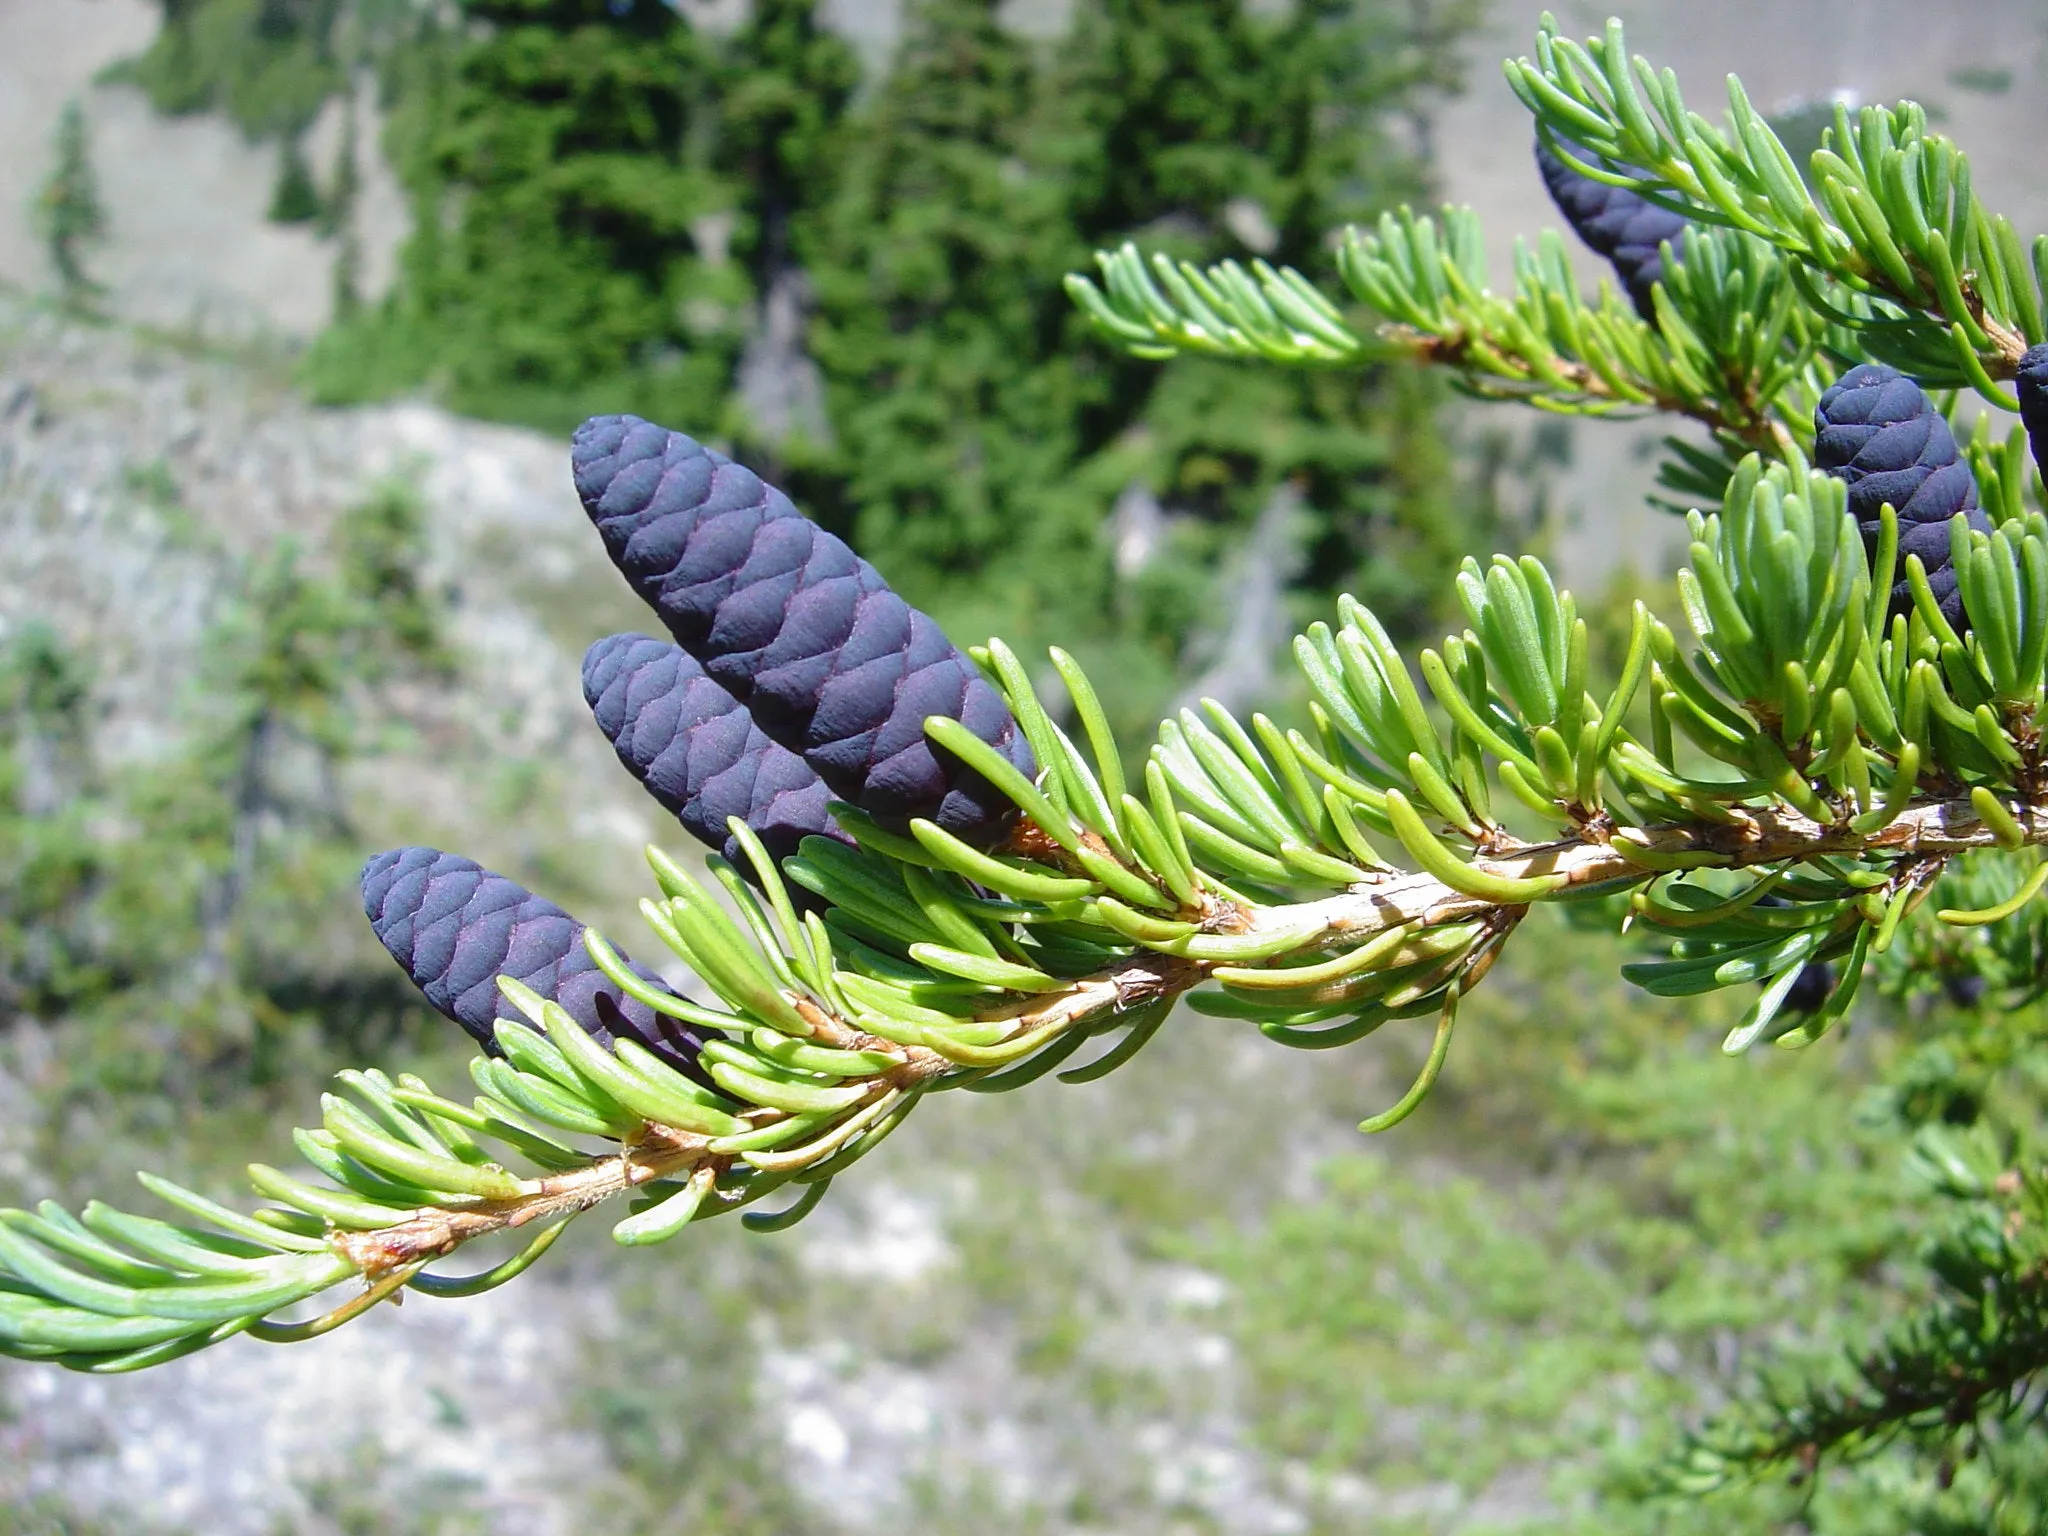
left=267, top=133, right=324, bottom=224
left=1064, top=14, right=2048, bottom=1520
left=288, top=0, right=1481, bottom=739
left=800, top=0, right=1485, bottom=720
left=40, top=9, right=2048, bottom=1531
left=797, top=0, right=1069, bottom=585
left=114, top=0, right=408, bottom=137
left=309, top=0, right=745, bottom=433
left=326, top=91, right=366, bottom=316
left=113, top=2, right=421, bottom=248
left=34, top=101, right=108, bottom=311
left=712, top=0, right=857, bottom=299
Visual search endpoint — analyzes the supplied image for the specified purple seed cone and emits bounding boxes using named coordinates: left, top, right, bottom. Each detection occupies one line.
left=582, top=632, right=848, bottom=870
left=2015, top=342, right=2048, bottom=483
left=1751, top=896, right=1835, bottom=1016
left=570, top=415, right=1035, bottom=841
left=1944, top=971, right=1987, bottom=1008
left=1534, top=137, right=1689, bottom=321
left=1782, top=960, right=1836, bottom=1015
left=360, top=847, right=717, bottom=1077
left=1813, top=362, right=1990, bottom=625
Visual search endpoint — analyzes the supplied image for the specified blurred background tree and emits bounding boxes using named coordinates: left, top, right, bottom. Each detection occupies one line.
left=307, top=0, right=746, bottom=432
left=115, top=0, right=384, bottom=234
left=34, top=99, right=107, bottom=311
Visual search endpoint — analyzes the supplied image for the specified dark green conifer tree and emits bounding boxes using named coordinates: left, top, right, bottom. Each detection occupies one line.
left=267, top=133, right=323, bottom=223
left=715, top=0, right=857, bottom=297
left=123, top=0, right=352, bottom=137
left=800, top=0, right=1082, bottom=635
left=714, top=0, right=859, bottom=468
left=36, top=100, right=108, bottom=311
left=310, top=0, right=746, bottom=431
left=1046, top=0, right=1484, bottom=677
left=325, top=90, right=364, bottom=316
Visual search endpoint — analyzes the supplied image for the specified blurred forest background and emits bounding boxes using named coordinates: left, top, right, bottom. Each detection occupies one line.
left=6, top=0, right=2048, bottom=1531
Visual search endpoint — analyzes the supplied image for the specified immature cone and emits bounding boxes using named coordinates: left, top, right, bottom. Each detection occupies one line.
left=1533, top=137, right=1688, bottom=320
left=360, top=847, right=717, bottom=1076
left=1812, top=362, right=1990, bottom=625
left=571, top=415, right=1035, bottom=841
left=1781, top=961, right=1837, bottom=1015
left=1754, top=895, right=1835, bottom=1016
left=582, top=632, right=848, bottom=870
left=2015, top=342, right=2048, bottom=482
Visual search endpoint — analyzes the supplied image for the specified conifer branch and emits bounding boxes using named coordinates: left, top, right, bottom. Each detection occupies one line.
left=1506, top=13, right=2043, bottom=401
left=1068, top=196, right=1832, bottom=496
left=11, top=434, right=2048, bottom=1367
left=1661, top=1133, right=2048, bottom=1491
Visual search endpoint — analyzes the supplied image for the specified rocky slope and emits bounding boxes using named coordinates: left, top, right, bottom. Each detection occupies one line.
left=0, top=294, right=659, bottom=1533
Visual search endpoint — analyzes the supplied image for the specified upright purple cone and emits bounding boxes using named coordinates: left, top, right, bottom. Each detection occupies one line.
left=1534, top=137, right=1690, bottom=321
left=360, top=847, right=717, bottom=1078
left=1813, top=362, right=1990, bottom=625
left=582, top=632, right=848, bottom=870
left=571, top=415, right=1035, bottom=843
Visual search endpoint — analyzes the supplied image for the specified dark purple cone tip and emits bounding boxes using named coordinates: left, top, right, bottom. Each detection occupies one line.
left=2015, top=343, right=2048, bottom=485
left=570, top=415, right=1035, bottom=843
left=1750, top=895, right=1835, bottom=1017
left=360, top=847, right=718, bottom=1078
left=1944, top=970, right=1987, bottom=1008
left=1534, top=137, right=1689, bottom=321
left=582, top=633, right=850, bottom=873
left=1781, top=960, right=1837, bottom=1015
left=1813, top=362, right=1990, bottom=626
